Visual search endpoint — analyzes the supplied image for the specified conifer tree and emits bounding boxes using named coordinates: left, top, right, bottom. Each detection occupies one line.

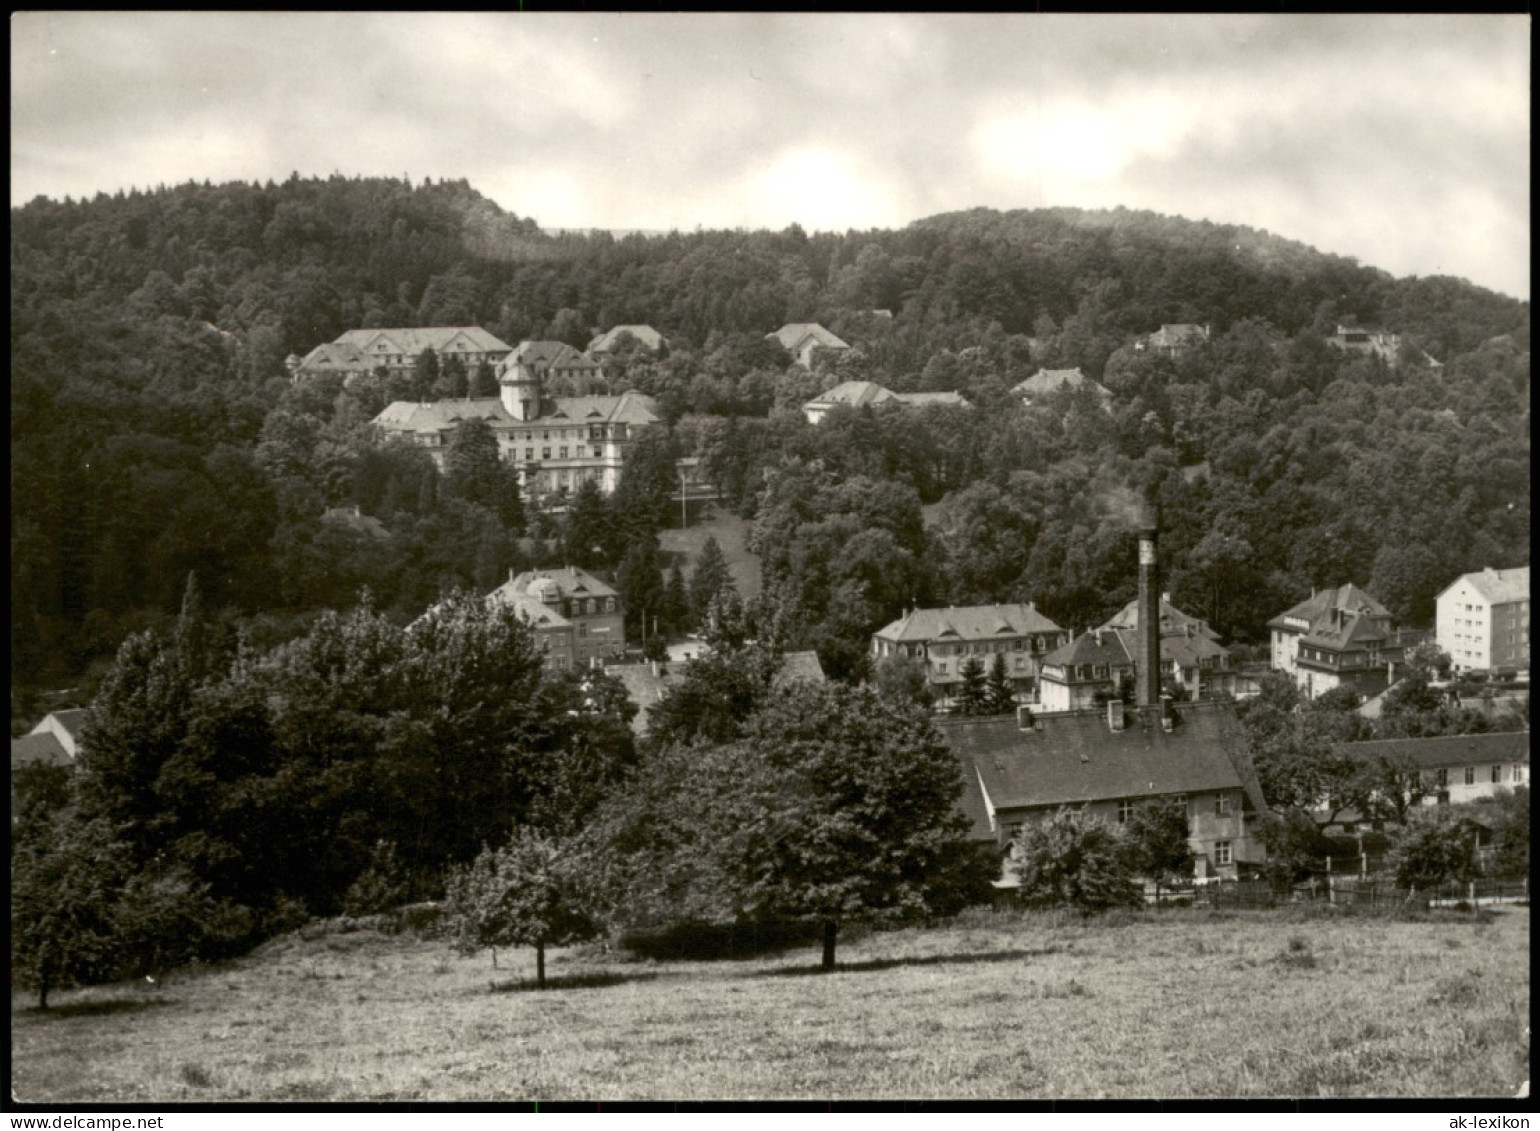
left=985, top=651, right=1017, bottom=715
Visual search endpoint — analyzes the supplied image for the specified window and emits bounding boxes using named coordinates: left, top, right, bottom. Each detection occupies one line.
left=525, top=448, right=534, bottom=460
left=559, top=447, right=568, bottom=459
left=593, top=447, right=602, bottom=458
left=542, top=448, right=551, bottom=460
left=1172, top=794, right=1188, bottom=816
left=1214, top=841, right=1232, bottom=866
left=1516, top=765, right=1527, bottom=784
left=1435, top=768, right=1448, bottom=788
left=1117, top=800, right=1134, bottom=824
left=937, top=663, right=947, bottom=675
left=605, top=598, right=615, bottom=613
left=1215, top=794, right=1230, bottom=816
left=1465, top=767, right=1476, bottom=786
left=1492, top=765, right=1503, bottom=783
left=587, top=599, right=597, bottom=615
left=578, top=624, right=588, bottom=638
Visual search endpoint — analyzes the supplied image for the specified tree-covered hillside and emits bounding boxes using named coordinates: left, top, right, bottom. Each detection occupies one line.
left=10, top=175, right=1530, bottom=697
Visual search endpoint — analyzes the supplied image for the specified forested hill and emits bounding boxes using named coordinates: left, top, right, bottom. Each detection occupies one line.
left=10, top=174, right=1531, bottom=697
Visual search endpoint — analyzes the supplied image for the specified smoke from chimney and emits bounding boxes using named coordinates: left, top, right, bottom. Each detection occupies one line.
left=1137, top=504, right=1161, bottom=708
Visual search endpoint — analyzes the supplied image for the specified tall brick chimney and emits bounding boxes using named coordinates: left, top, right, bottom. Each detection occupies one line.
left=1137, top=505, right=1161, bottom=708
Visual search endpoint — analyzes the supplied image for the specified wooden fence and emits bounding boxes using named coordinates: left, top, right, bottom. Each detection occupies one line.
left=1197, top=874, right=1528, bottom=911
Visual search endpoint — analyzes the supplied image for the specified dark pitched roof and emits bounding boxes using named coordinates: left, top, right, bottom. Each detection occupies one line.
left=1041, top=630, right=1134, bottom=668
left=11, top=732, right=72, bottom=771
left=1101, top=596, right=1219, bottom=640
left=1345, top=731, right=1529, bottom=771
left=876, top=603, right=1065, bottom=644
left=940, top=701, right=1264, bottom=814
left=510, top=340, right=599, bottom=370
left=1270, top=584, right=1391, bottom=630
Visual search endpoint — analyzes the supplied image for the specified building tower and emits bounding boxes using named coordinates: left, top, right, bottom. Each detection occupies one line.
left=1137, top=506, right=1162, bottom=708
left=499, top=359, right=542, bottom=422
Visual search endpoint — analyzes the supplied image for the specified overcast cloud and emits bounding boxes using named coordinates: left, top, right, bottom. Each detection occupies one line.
left=11, top=12, right=1529, bottom=299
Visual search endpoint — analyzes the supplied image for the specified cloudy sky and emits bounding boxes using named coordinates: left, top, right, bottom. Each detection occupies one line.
left=11, top=13, right=1530, bottom=298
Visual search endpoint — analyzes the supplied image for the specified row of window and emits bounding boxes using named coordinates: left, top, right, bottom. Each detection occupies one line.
left=1427, top=765, right=1527, bottom=787
left=927, top=638, right=1055, bottom=658
left=932, top=656, right=1032, bottom=676
left=520, top=447, right=606, bottom=461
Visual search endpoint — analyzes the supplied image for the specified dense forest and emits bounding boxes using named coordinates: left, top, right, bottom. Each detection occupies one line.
left=11, top=174, right=1530, bottom=700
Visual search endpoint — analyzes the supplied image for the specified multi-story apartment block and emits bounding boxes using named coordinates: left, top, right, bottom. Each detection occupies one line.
left=1268, top=584, right=1408, bottom=699
left=373, top=353, right=658, bottom=498
left=871, top=604, right=1068, bottom=710
left=1437, top=566, right=1530, bottom=673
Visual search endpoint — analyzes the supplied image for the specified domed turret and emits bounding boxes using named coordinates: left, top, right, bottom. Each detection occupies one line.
left=499, top=358, right=542, bottom=421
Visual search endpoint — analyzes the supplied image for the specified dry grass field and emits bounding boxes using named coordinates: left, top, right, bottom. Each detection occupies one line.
left=11, top=905, right=1529, bottom=1103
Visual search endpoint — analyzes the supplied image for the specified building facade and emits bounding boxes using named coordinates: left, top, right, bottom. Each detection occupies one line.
left=944, top=699, right=1269, bottom=883
left=1437, top=567, right=1530, bottom=673
left=296, top=326, right=513, bottom=382
left=497, top=568, right=626, bottom=668
left=769, top=322, right=851, bottom=369
left=483, top=579, right=578, bottom=671
left=1268, top=584, right=1408, bottom=699
left=802, top=380, right=969, bottom=424
left=372, top=355, right=659, bottom=498
left=871, top=604, right=1068, bottom=710
left=1038, top=596, right=1241, bottom=712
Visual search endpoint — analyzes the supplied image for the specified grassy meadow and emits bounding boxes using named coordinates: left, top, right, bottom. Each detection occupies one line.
left=657, top=508, right=761, bottom=601
left=11, top=905, right=1529, bottom=1103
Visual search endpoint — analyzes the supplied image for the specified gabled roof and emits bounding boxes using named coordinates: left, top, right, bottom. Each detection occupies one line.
left=298, top=342, right=370, bottom=370
left=372, top=391, right=658, bottom=434
left=1157, top=632, right=1231, bottom=669
left=1041, top=630, right=1134, bottom=668
left=35, top=708, right=90, bottom=744
left=875, top=603, right=1066, bottom=644
left=506, top=567, right=619, bottom=601
left=1344, top=731, right=1529, bottom=771
left=511, top=340, right=600, bottom=371
left=805, top=380, right=896, bottom=410
left=484, top=584, right=575, bottom=630
left=11, top=732, right=72, bottom=771
left=1101, top=596, right=1219, bottom=640
left=1268, top=585, right=1393, bottom=644
left=1012, top=368, right=1111, bottom=399
left=334, top=326, right=513, bottom=356
left=769, top=323, right=850, bottom=352
left=1440, top=566, right=1530, bottom=606
left=1299, top=612, right=1392, bottom=652
left=941, top=700, right=1263, bottom=814
left=588, top=325, right=666, bottom=353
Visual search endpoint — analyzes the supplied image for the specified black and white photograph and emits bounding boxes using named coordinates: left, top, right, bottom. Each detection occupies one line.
left=10, top=12, right=1530, bottom=1106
